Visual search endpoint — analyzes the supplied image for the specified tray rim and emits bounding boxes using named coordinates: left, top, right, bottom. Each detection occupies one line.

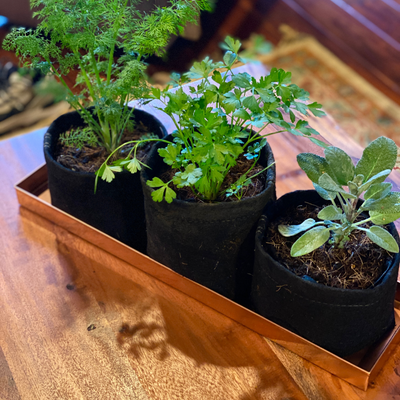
left=14, top=163, right=400, bottom=391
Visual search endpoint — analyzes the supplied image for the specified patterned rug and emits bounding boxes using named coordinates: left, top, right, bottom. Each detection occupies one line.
left=257, top=27, right=400, bottom=148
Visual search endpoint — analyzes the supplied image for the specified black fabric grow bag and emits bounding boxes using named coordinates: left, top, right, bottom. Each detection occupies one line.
left=251, top=190, right=400, bottom=357
left=141, top=134, right=276, bottom=301
left=44, top=108, right=167, bottom=253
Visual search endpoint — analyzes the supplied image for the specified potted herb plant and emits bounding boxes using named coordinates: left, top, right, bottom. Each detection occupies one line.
left=98, top=36, right=326, bottom=300
left=4, top=0, right=211, bottom=252
left=252, top=136, right=400, bottom=356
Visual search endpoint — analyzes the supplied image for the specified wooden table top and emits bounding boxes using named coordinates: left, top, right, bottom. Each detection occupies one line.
left=2, top=97, right=400, bottom=399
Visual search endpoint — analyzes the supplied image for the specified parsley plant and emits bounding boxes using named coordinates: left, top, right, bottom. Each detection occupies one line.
left=96, top=36, right=326, bottom=202
left=146, top=36, right=325, bottom=202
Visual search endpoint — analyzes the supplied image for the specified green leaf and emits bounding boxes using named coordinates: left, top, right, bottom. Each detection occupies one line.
left=101, top=165, right=116, bottom=183
left=307, top=102, right=326, bottom=117
left=277, top=86, right=291, bottom=103
left=317, top=205, right=343, bottom=220
left=348, top=181, right=358, bottom=195
left=218, top=80, right=235, bottom=95
left=255, top=87, right=276, bottom=103
left=366, top=226, right=399, bottom=253
left=223, top=50, right=237, bottom=67
left=291, top=227, right=331, bottom=257
left=317, top=173, right=342, bottom=193
left=278, top=218, right=320, bottom=237
left=151, top=187, right=166, bottom=202
left=222, top=36, right=241, bottom=54
left=164, top=187, right=177, bottom=204
left=370, top=207, right=400, bottom=225
left=289, top=110, right=295, bottom=123
left=233, top=108, right=251, bottom=120
left=369, top=193, right=400, bottom=224
left=186, top=57, right=215, bottom=79
left=362, top=192, right=400, bottom=212
left=147, top=177, right=165, bottom=188
left=174, top=164, right=203, bottom=187
left=212, top=70, right=223, bottom=84
left=297, top=153, right=332, bottom=184
left=204, top=90, right=218, bottom=104
left=313, top=183, right=336, bottom=201
left=210, top=167, right=224, bottom=182
left=294, top=101, right=308, bottom=115
left=126, top=158, right=142, bottom=173
left=358, top=169, right=391, bottom=193
left=242, top=96, right=260, bottom=113
left=222, top=92, right=241, bottom=109
left=158, top=144, right=181, bottom=166
left=221, top=101, right=236, bottom=115
left=151, top=87, right=161, bottom=99
left=355, top=136, right=397, bottom=183
left=232, top=73, right=251, bottom=89
left=318, top=174, right=357, bottom=199
left=324, top=146, right=355, bottom=186
left=353, top=174, right=364, bottom=186
left=309, top=138, right=329, bottom=148
left=364, top=182, right=392, bottom=200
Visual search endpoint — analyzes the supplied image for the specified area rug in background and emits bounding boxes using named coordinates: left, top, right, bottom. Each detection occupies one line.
left=258, top=26, right=400, bottom=148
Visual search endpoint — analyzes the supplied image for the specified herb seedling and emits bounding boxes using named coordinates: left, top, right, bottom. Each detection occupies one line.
left=4, top=0, right=211, bottom=153
left=60, top=127, right=99, bottom=149
left=96, top=36, right=325, bottom=202
left=279, top=137, right=400, bottom=257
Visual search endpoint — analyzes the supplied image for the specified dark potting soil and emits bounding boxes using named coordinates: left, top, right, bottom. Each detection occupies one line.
left=55, top=120, right=155, bottom=173
left=264, top=201, right=394, bottom=290
left=160, top=154, right=266, bottom=203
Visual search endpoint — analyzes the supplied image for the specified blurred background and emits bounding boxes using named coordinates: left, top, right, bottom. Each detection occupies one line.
left=1, top=0, right=399, bottom=148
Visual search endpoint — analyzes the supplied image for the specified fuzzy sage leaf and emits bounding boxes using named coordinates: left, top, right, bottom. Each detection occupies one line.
left=317, top=205, right=343, bottom=220
left=278, top=218, right=321, bottom=237
left=324, top=146, right=354, bottom=186
left=290, top=226, right=331, bottom=257
left=355, top=136, right=397, bottom=183
left=366, top=226, right=399, bottom=253
left=281, top=136, right=400, bottom=256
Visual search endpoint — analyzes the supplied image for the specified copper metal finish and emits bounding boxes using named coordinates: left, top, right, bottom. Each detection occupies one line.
left=15, top=164, right=400, bottom=391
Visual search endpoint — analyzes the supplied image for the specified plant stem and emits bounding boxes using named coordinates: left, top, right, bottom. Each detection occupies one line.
left=353, top=217, right=372, bottom=226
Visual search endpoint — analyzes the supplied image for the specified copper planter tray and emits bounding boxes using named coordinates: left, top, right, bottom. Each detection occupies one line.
left=15, top=163, right=400, bottom=391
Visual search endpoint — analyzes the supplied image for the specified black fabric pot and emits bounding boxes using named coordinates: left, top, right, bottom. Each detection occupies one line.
left=251, top=190, right=400, bottom=357
left=141, top=135, right=276, bottom=301
left=44, top=108, right=167, bottom=253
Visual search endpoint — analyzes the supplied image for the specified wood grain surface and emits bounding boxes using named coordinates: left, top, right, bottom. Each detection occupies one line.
left=2, top=70, right=400, bottom=398
left=1, top=129, right=308, bottom=399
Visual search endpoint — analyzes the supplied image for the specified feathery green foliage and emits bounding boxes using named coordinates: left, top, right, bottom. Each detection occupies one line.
left=59, top=126, right=99, bottom=149
left=4, top=0, right=211, bottom=152
left=279, top=137, right=400, bottom=256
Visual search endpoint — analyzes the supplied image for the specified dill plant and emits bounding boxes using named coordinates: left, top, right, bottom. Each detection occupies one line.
left=4, top=0, right=211, bottom=153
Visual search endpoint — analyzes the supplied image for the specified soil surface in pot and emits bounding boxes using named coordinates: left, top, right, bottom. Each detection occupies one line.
left=160, top=154, right=266, bottom=203
left=55, top=120, right=155, bottom=173
left=264, top=201, right=394, bottom=289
